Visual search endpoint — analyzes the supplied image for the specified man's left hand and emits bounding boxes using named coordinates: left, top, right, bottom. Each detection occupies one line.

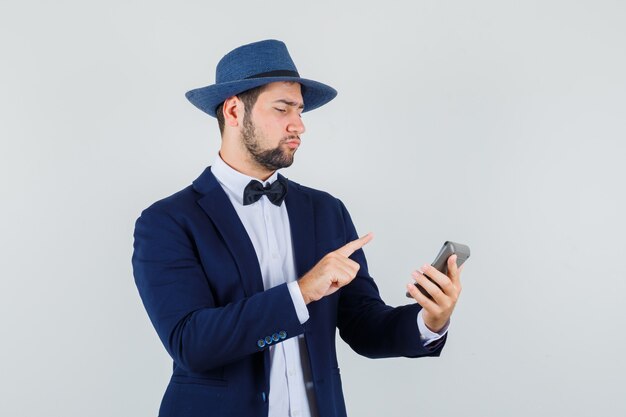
left=406, top=254, right=463, bottom=333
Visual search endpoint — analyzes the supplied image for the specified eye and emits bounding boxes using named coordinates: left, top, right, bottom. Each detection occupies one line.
left=274, top=108, right=286, bottom=113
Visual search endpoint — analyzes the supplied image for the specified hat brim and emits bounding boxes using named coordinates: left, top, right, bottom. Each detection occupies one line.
left=185, top=76, right=337, bottom=117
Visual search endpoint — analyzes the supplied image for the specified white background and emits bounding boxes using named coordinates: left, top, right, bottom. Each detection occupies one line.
left=1, top=1, right=625, bottom=416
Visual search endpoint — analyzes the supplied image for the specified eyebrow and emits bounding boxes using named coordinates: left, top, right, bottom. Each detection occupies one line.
left=273, top=99, right=305, bottom=109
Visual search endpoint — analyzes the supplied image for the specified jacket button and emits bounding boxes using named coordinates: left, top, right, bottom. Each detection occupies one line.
left=272, top=333, right=280, bottom=342
left=261, top=392, right=267, bottom=402
left=257, top=339, right=265, bottom=348
left=278, top=330, right=287, bottom=339
left=265, top=335, right=273, bottom=345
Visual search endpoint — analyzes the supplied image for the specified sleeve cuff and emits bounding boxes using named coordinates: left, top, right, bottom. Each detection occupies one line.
left=287, top=281, right=310, bottom=324
left=417, top=309, right=449, bottom=346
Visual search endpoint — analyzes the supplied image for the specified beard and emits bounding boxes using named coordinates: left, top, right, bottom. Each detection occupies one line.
left=241, top=112, right=296, bottom=172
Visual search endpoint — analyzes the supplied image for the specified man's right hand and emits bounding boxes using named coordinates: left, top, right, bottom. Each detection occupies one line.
left=298, top=233, right=374, bottom=304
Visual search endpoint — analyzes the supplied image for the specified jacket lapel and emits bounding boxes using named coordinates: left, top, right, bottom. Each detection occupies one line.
left=193, top=167, right=265, bottom=297
left=283, top=176, right=316, bottom=278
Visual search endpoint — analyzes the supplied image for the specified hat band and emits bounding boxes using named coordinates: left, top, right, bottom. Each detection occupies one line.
left=244, top=69, right=300, bottom=79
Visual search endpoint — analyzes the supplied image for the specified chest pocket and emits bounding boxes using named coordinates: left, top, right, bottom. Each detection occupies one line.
left=314, top=236, right=345, bottom=260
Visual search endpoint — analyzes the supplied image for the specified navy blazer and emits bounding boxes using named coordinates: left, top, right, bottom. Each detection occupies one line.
left=132, top=167, right=446, bottom=417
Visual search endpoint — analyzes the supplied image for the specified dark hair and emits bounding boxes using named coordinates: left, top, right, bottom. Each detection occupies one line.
left=215, top=85, right=267, bottom=135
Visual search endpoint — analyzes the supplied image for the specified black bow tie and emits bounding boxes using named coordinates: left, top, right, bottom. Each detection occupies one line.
left=243, top=176, right=288, bottom=206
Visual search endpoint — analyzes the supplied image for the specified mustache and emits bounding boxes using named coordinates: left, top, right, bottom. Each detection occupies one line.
left=281, top=135, right=300, bottom=143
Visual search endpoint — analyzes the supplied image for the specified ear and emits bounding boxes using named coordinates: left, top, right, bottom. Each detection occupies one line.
left=222, top=96, right=244, bottom=127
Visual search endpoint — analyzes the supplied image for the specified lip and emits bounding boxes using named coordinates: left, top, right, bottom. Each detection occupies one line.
left=285, top=139, right=301, bottom=149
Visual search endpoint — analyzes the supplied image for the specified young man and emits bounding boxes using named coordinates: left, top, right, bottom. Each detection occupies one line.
left=132, top=39, right=462, bottom=417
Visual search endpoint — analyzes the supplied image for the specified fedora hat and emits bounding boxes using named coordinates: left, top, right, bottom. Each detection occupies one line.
left=185, top=39, right=337, bottom=117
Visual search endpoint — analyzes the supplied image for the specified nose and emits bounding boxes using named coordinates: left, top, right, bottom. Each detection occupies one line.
left=287, top=113, right=305, bottom=136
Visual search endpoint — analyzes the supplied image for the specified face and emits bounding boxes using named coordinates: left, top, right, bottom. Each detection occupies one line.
left=240, top=82, right=306, bottom=172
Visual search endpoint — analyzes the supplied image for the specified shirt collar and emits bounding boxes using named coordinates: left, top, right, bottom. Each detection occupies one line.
left=211, top=153, right=279, bottom=206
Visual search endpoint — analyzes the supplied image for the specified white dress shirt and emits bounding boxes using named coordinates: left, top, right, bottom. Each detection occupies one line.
left=211, top=153, right=447, bottom=417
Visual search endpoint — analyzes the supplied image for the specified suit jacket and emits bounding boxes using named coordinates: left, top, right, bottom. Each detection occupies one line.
left=132, top=167, right=446, bottom=417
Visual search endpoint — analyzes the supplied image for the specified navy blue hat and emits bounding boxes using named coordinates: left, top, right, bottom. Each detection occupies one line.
left=185, top=39, right=337, bottom=117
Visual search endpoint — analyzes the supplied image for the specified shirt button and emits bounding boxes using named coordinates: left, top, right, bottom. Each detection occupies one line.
left=293, top=411, right=300, bottom=417
left=288, top=369, right=295, bottom=377
left=272, top=253, right=278, bottom=259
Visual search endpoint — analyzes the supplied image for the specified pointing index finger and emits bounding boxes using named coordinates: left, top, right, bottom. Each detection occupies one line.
left=336, top=233, right=374, bottom=258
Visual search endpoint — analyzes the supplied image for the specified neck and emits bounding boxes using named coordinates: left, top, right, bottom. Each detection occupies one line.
left=218, top=149, right=275, bottom=182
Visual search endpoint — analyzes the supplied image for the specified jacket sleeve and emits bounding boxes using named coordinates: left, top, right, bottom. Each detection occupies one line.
left=335, top=200, right=447, bottom=359
left=131, top=206, right=304, bottom=373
